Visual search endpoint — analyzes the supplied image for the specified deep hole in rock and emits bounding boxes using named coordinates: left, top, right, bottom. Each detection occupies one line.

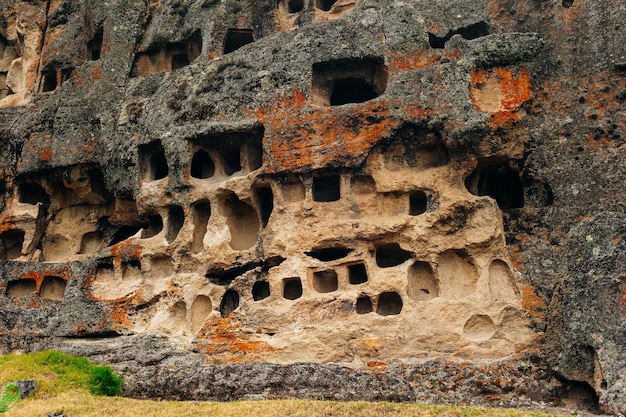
left=313, top=174, right=341, bottom=202
left=562, top=0, right=574, bottom=7
left=286, top=0, right=304, bottom=13
left=222, top=147, right=241, bottom=176
left=312, top=269, right=338, bottom=293
left=306, top=246, right=352, bottom=261
left=131, top=31, right=201, bottom=77
left=356, top=295, right=373, bottom=314
left=465, top=162, right=524, bottom=210
left=283, top=277, right=303, bottom=300
left=88, top=27, right=103, bottom=60
left=17, top=182, right=50, bottom=206
left=39, top=276, right=67, bottom=300
left=376, top=243, right=412, bottom=268
left=252, top=281, right=270, bottom=301
left=109, top=225, right=143, bottom=246
left=191, top=149, right=215, bottom=179
left=244, top=141, right=264, bottom=172
left=255, top=186, right=274, bottom=228
left=206, top=261, right=263, bottom=285
left=407, top=261, right=438, bottom=301
left=220, top=289, right=240, bottom=318
left=316, top=0, right=338, bottom=11
left=0, top=229, right=25, bottom=260
left=312, top=57, right=387, bottom=106
left=191, top=295, right=212, bottom=333
left=139, top=141, right=168, bottom=181
left=6, top=279, right=36, bottom=297
left=224, top=193, right=260, bottom=250
left=376, top=291, right=403, bottom=316
left=428, top=21, right=490, bottom=49
left=171, top=53, right=189, bottom=70
left=409, top=191, right=428, bottom=215
left=223, top=29, right=254, bottom=54
left=191, top=200, right=211, bottom=254
left=348, top=262, right=368, bottom=285
left=141, top=214, right=163, bottom=239
left=41, top=68, right=57, bottom=92
left=166, top=205, right=184, bottom=243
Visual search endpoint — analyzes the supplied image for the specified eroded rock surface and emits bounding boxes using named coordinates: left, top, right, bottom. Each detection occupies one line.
left=0, top=0, right=623, bottom=413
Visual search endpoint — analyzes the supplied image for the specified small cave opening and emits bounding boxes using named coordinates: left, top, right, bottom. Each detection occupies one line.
left=252, top=281, right=270, bottom=301
left=306, top=246, right=352, bottom=261
left=312, top=269, right=338, bottom=293
left=88, top=27, right=103, bottom=61
left=375, top=243, right=412, bottom=268
left=312, top=57, right=387, bottom=106
left=191, top=295, right=213, bottom=333
left=191, top=149, right=215, bottom=179
left=285, top=0, right=304, bottom=13
left=17, top=182, right=50, bottom=206
left=223, top=193, right=260, bottom=250
left=356, top=295, right=373, bottom=314
left=244, top=141, right=264, bottom=172
left=166, top=205, right=184, bottom=244
left=255, top=186, right=274, bottom=228
left=283, top=277, right=303, bottom=300
left=409, top=191, right=428, bottom=216
left=6, top=279, right=36, bottom=298
left=41, top=68, right=57, bottom=92
left=222, top=146, right=242, bottom=176
left=428, top=21, right=490, bottom=49
left=220, top=289, right=240, bottom=318
left=348, top=262, right=368, bottom=285
left=313, top=174, right=341, bottom=202
left=316, top=0, right=338, bottom=11
left=141, top=214, right=163, bottom=239
left=223, top=29, right=254, bottom=55
left=376, top=291, right=403, bottom=316
left=407, top=261, right=438, bottom=301
left=39, top=276, right=67, bottom=301
left=206, top=263, right=256, bottom=286
left=191, top=200, right=211, bottom=254
left=171, top=53, right=189, bottom=71
left=465, top=162, right=524, bottom=210
left=139, top=141, right=169, bottom=181
left=0, top=229, right=25, bottom=260
left=109, top=225, right=143, bottom=246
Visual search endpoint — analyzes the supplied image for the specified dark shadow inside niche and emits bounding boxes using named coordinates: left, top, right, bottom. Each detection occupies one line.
left=356, top=295, right=373, bottom=314
left=382, top=125, right=449, bottom=170
left=376, top=291, right=403, bottom=316
left=306, top=246, right=352, bottom=261
left=428, top=21, right=490, bottom=49
left=283, top=277, right=303, bottom=300
left=139, top=141, right=168, bottom=181
left=61, top=68, right=74, bottom=85
left=0, top=229, right=25, bottom=260
left=206, top=263, right=255, bottom=286
left=409, top=191, right=428, bottom=216
left=17, top=181, right=50, bottom=206
left=252, top=281, right=270, bottom=301
left=312, top=57, right=387, bottom=106
left=222, top=147, right=241, bottom=175
left=348, top=262, right=368, bottom=285
left=141, top=214, right=163, bottom=239
left=191, top=149, right=215, bottom=179
left=223, top=28, right=254, bottom=55
left=255, top=186, right=274, bottom=228
left=109, top=225, right=143, bottom=246
left=465, top=160, right=524, bottom=210
left=88, top=27, right=103, bottom=61
left=41, top=68, right=57, bottom=92
left=191, top=200, right=211, bottom=254
left=40, top=275, right=67, bottom=300
left=375, top=243, right=412, bottom=268
left=6, top=279, right=36, bottom=297
left=316, top=0, right=338, bottom=11
left=166, top=205, right=184, bottom=243
left=171, top=53, right=189, bottom=71
left=219, top=289, right=240, bottom=318
left=313, top=174, right=341, bottom=202
left=130, top=30, right=202, bottom=77
left=312, top=269, right=338, bottom=293
left=284, top=0, right=304, bottom=13
left=562, top=0, right=574, bottom=7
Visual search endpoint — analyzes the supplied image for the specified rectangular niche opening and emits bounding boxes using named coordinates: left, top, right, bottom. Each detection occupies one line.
left=40, top=68, right=57, bottom=92
left=348, top=262, right=368, bottom=285
left=252, top=281, right=270, bottom=301
left=283, top=277, right=302, bottom=300
left=285, top=0, right=304, bottom=13
left=254, top=185, right=274, bottom=228
left=312, top=269, right=338, bottom=293
left=316, top=0, right=338, bottom=11
left=313, top=173, right=341, bottom=202
left=279, top=175, right=305, bottom=203
left=88, top=27, right=103, bottom=60
left=223, top=28, right=254, bottom=55
left=6, top=279, right=36, bottom=297
left=312, top=57, right=387, bottom=106
left=40, top=276, right=67, bottom=300
left=0, top=229, right=25, bottom=260
left=139, top=141, right=169, bottom=181
left=409, top=191, right=428, bottom=215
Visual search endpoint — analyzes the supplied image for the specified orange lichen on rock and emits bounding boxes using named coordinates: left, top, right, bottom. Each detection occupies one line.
left=18, top=266, right=70, bottom=292
left=197, top=317, right=273, bottom=363
left=520, top=284, right=546, bottom=318
left=389, top=48, right=459, bottom=72
left=365, top=360, right=387, bottom=371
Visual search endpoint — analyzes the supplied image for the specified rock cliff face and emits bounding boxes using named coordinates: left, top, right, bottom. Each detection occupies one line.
left=0, top=0, right=623, bottom=413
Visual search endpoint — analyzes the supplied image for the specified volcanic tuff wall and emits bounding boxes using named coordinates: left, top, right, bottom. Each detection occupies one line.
left=0, top=0, right=624, bottom=413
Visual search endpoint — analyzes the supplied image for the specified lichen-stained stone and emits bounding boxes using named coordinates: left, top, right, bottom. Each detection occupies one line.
left=0, top=0, right=624, bottom=413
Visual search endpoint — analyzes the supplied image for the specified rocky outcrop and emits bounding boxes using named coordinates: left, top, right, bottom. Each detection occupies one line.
left=0, top=0, right=623, bottom=414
